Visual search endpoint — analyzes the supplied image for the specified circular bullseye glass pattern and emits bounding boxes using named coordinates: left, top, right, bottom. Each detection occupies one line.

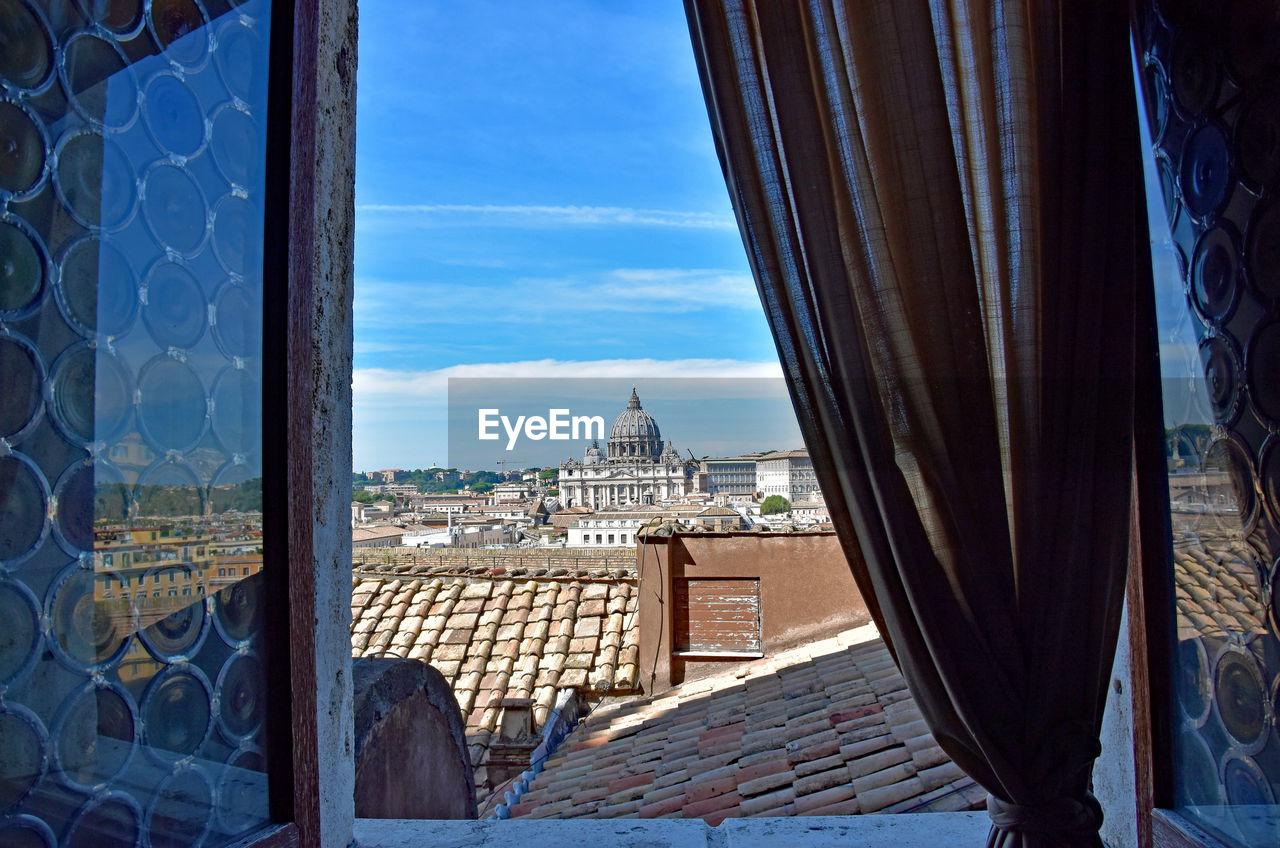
left=212, top=281, right=259, bottom=358
left=52, top=682, right=136, bottom=790
left=1191, top=226, right=1240, bottom=322
left=0, top=707, right=46, bottom=809
left=47, top=344, right=133, bottom=447
left=210, top=106, right=258, bottom=188
left=1176, top=637, right=1212, bottom=726
left=1246, top=202, right=1280, bottom=300
left=1214, top=649, right=1267, bottom=749
left=215, top=574, right=261, bottom=646
left=1180, top=124, right=1232, bottom=220
left=64, top=793, right=141, bottom=848
left=147, top=765, right=214, bottom=848
left=0, top=579, right=40, bottom=685
left=216, top=652, right=264, bottom=741
left=141, top=665, right=212, bottom=759
left=212, top=195, right=260, bottom=276
left=54, top=131, right=136, bottom=231
left=148, top=0, right=210, bottom=70
left=143, top=261, right=206, bottom=350
left=217, top=747, right=266, bottom=833
left=134, top=459, right=204, bottom=518
left=0, top=454, right=48, bottom=564
left=212, top=367, right=261, bottom=455
left=0, top=0, right=54, bottom=91
left=143, top=72, right=205, bottom=158
left=1202, top=437, right=1258, bottom=528
left=140, top=570, right=208, bottom=661
left=60, top=32, right=137, bottom=130
left=137, top=357, right=207, bottom=452
left=214, top=19, right=263, bottom=101
left=143, top=164, right=208, bottom=256
left=1172, top=32, right=1219, bottom=118
left=56, top=236, right=137, bottom=337
left=48, top=564, right=132, bottom=670
left=0, top=816, right=55, bottom=848
left=0, top=219, right=47, bottom=316
left=0, top=100, right=46, bottom=197
left=1198, top=335, right=1243, bottom=423
left=0, top=332, right=43, bottom=440
left=1247, top=321, right=1280, bottom=426
left=1237, top=87, right=1280, bottom=189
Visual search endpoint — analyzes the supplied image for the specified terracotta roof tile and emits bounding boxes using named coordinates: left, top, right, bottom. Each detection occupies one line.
left=511, top=626, right=980, bottom=822
left=349, top=563, right=640, bottom=804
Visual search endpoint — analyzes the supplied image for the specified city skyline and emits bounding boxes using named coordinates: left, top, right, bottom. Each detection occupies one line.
left=353, top=1, right=780, bottom=470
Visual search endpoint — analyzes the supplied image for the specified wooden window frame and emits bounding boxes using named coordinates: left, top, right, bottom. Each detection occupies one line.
left=232, top=0, right=326, bottom=843
left=1129, top=199, right=1235, bottom=848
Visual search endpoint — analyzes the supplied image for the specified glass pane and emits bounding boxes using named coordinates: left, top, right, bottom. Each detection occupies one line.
left=0, top=0, right=274, bottom=844
left=1136, top=3, right=1280, bottom=846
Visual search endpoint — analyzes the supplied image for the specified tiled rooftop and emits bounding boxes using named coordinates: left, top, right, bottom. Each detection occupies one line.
left=350, top=563, right=639, bottom=779
left=508, top=625, right=984, bottom=823
left=1171, top=529, right=1269, bottom=641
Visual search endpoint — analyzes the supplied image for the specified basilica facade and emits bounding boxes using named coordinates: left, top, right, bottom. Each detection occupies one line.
left=558, top=389, right=694, bottom=508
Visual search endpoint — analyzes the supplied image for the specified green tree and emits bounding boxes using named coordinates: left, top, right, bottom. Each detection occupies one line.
left=352, top=489, right=376, bottom=504
left=761, top=495, right=791, bottom=515
left=470, top=481, right=494, bottom=494
left=538, top=469, right=558, bottom=480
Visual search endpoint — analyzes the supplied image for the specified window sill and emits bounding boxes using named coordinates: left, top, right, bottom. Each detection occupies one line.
left=353, top=811, right=990, bottom=848
left=672, top=650, right=765, bottom=659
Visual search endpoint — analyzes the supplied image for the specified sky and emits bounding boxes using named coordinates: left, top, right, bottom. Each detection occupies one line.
left=353, top=1, right=787, bottom=471
left=353, top=4, right=1192, bottom=471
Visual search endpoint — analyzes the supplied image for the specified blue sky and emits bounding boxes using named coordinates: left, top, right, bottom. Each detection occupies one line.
left=353, top=1, right=784, bottom=470
left=353, top=4, right=1191, bottom=470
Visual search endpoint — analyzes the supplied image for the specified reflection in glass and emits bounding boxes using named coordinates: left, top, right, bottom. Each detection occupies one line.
left=1141, top=4, right=1280, bottom=843
left=48, top=344, right=133, bottom=446
left=49, top=564, right=132, bottom=669
left=0, top=0, right=273, bottom=841
left=142, top=164, right=208, bottom=256
left=210, top=106, right=258, bottom=189
left=56, top=235, right=137, bottom=337
left=137, top=357, right=207, bottom=451
left=143, top=72, right=206, bottom=158
left=142, top=260, right=206, bottom=350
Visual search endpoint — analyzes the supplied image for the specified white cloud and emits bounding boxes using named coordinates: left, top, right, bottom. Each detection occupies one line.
left=354, top=357, right=785, bottom=407
left=355, top=203, right=737, bottom=231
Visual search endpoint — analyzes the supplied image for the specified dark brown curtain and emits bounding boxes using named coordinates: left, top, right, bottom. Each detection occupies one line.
left=684, top=2, right=1140, bottom=845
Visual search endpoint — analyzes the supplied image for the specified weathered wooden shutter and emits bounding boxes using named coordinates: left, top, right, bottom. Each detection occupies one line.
left=673, top=578, right=762, bottom=655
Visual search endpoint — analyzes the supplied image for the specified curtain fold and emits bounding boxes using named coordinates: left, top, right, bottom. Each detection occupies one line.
left=684, top=2, right=1139, bottom=846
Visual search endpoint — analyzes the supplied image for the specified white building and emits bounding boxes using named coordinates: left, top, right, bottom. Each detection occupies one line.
left=756, top=449, right=820, bottom=503
left=558, top=389, right=694, bottom=508
left=701, top=454, right=761, bottom=497
left=565, top=512, right=652, bottom=547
